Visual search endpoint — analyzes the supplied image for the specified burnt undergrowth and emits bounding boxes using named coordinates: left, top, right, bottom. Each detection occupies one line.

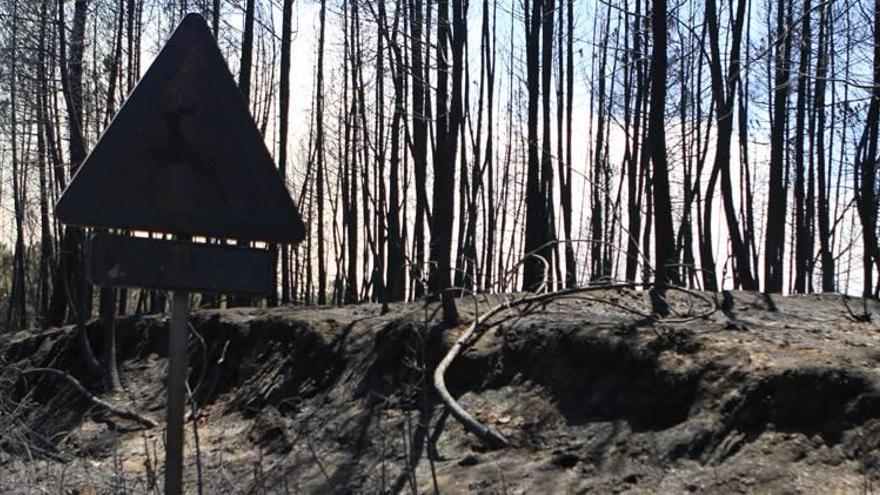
left=2, top=295, right=880, bottom=492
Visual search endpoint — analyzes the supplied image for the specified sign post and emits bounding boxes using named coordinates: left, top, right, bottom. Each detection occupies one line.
left=165, top=290, right=189, bottom=494
left=54, top=13, right=305, bottom=495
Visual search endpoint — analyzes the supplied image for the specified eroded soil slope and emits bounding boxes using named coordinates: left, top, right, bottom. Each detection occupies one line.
left=2, top=290, right=880, bottom=493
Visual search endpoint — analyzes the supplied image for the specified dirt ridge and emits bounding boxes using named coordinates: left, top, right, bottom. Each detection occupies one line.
left=2, top=290, right=880, bottom=493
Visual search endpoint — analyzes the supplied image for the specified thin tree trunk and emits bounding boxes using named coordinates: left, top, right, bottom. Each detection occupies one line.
left=212, top=0, right=220, bottom=37
left=410, top=0, right=430, bottom=298
left=315, top=0, right=327, bottom=304
left=386, top=0, right=406, bottom=302
left=541, top=0, right=557, bottom=289
left=625, top=0, right=646, bottom=283
left=856, top=0, right=880, bottom=298
left=765, top=0, right=793, bottom=293
left=6, top=0, right=26, bottom=331
left=706, top=0, right=757, bottom=290
left=54, top=0, right=103, bottom=380
left=482, top=0, right=498, bottom=291
left=591, top=6, right=612, bottom=282
left=522, top=0, right=545, bottom=291
left=793, top=0, right=812, bottom=293
left=37, top=0, right=55, bottom=327
left=561, top=0, right=576, bottom=287
left=648, top=0, right=679, bottom=313
left=814, top=2, right=834, bottom=292
left=346, top=0, right=360, bottom=304
left=278, top=0, right=294, bottom=304
left=428, top=0, right=461, bottom=323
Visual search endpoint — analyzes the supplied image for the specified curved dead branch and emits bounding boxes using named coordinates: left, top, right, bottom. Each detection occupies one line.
left=433, top=283, right=646, bottom=449
left=14, top=367, right=158, bottom=429
left=432, top=315, right=510, bottom=448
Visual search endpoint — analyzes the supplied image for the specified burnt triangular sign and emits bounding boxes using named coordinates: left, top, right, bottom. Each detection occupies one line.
left=56, top=13, right=305, bottom=244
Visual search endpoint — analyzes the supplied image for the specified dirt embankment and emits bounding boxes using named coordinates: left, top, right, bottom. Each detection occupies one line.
left=1, top=290, right=880, bottom=493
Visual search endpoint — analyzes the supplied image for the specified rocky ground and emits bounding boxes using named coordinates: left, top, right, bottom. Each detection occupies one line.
left=1, top=289, right=880, bottom=494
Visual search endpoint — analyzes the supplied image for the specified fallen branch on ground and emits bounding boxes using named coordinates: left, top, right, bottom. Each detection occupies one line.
left=13, top=367, right=158, bottom=429
left=433, top=283, right=648, bottom=449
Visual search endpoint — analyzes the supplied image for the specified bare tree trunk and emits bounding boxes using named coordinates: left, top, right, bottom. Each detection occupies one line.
left=385, top=0, right=406, bottom=302
left=37, top=0, right=55, bottom=327
left=648, top=0, right=678, bottom=314
left=541, top=0, right=557, bottom=289
left=560, top=0, right=575, bottom=287
left=212, top=0, right=220, bottom=37
left=49, top=0, right=91, bottom=328
left=814, top=2, right=834, bottom=292
left=522, top=0, right=545, bottom=291
left=765, top=0, right=793, bottom=294
left=459, top=9, right=483, bottom=294
left=856, top=0, right=880, bottom=299
left=231, top=0, right=256, bottom=307
left=94, top=0, right=126, bottom=392
left=315, top=0, right=327, bottom=304
left=793, top=0, right=812, bottom=293
left=625, top=0, right=645, bottom=283
left=706, top=0, right=757, bottom=290
left=428, top=0, right=461, bottom=324
left=52, top=0, right=103, bottom=381
left=239, top=0, right=255, bottom=103
left=591, top=6, right=612, bottom=283
left=6, top=0, right=26, bottom=331
left=278, top=0, right=294, bottom=304
left=373, top=0, right=388, bottom=308
left=409, top=0, right=430, bottom=298
left=738, top=1, right=760, bottom=288
left=345, top=0, right=360, bottom=304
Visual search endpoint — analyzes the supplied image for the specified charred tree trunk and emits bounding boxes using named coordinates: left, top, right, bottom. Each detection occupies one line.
left=562, top=0, right=576, bottom=287
left=385, top=1, right=406, bottom=302
left=410, top=0, right=430, bottom=298
left=625, top=0, right=646, bottom=283
left=37, top=0, right=55, bottom=327
left=706, top=0, right=757, bottom=290
left=814, top=2, right=834, bottom=292
left=648, top=0, right=678, bottom=313
left=765, top=0, right=793, bottom=294
left=315, top=0, right=327, bottom=304
left=541, top=0, right=557, bottom=289
left=428, top=0, right=461, bottom=323
left=856, top=0, right=880, bottom=299
left=49, top=0, right=91, bottom=328
left=278, top=0, right=294, bottom=304
left=793, top=0, right=812, bottom=293
left=522, top=0, right=545, bottom=291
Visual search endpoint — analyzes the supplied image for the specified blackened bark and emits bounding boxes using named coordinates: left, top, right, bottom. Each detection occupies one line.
left=793, top=0, right=812, bottom=293
left=428, top=0, right=460, bottom=323
left=814, top=3, right=834, bottom=292
left=765, top=0, right=793, bottom=293
left=541, top=0, right=557, bottom=289
left=648, top=0, right=679, bottom=314
left=410, top=0, right=430, bottom=298
left=278, top=0, right=294, bottom=304
left=522, top=0, right=545, bottom=291
left=705, top=0, right=758, bottom=290
left=386, top=0, right=406, bottom=302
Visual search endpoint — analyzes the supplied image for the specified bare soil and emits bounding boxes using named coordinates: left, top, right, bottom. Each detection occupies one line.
left=2, top=289, right=880, bottom=494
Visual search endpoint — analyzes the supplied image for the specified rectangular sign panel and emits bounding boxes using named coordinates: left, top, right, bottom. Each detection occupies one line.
left=88, top=233, right=274, bottom=295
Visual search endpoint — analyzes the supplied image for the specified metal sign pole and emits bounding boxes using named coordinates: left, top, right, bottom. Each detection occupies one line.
left=165, top=290, right=189, bottom=495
